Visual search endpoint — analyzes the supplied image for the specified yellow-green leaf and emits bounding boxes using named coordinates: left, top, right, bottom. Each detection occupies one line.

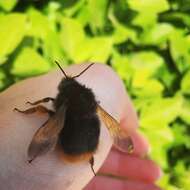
left=0, top=13, right=26, bottom=64
left=11, top=47, right=50, bottom=76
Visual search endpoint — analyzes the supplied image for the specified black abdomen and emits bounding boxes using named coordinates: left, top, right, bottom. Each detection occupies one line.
left=59, top=114, right=100, bottom=155
left=55, top=77, right=100, bottom=155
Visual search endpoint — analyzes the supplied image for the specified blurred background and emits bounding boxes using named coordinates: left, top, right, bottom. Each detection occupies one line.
left=0, top=0, right=190, bottom=189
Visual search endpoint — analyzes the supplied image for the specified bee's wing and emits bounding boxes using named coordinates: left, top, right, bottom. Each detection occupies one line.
left=28, top=106, right=66, bottom=161
left=97, top=105, right=134, bottom=153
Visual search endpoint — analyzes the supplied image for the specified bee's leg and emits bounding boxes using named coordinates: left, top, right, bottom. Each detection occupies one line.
left=14, top=105, right=54, bottom=116
left=26, top=97, right=55, bottom=105
left=89, top=156, right=96, bottom=176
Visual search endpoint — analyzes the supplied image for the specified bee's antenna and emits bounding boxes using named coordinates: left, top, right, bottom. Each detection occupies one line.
left=72, top=63, right=95, bottom=79
left=55, top=61, right=68, bottom=78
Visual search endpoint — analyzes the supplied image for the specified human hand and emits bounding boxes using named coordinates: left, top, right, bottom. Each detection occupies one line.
left=0, top=63, right=161, bottom=190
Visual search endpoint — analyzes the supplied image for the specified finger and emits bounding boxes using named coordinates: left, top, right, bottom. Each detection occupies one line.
left=84, top=176, right=162, bottom=190
left=99, top=149, right=162, bottom=183
left=129, top=130, right=150, bottom=157
left=111, top=129, right=149, bottom=158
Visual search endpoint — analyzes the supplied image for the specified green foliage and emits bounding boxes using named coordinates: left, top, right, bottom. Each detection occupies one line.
left=0, top=0, right=17, bottom=11
left=11, top=47, right=50, bottom=76
left=0, top=13, right=26, bottom=63
left=0, top=0, right=190, bottom=189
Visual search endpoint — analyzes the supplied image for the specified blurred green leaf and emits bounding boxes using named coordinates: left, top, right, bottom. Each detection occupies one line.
left=128, top=0, right=169, bottom=14
left=43, top=31, right=66, bottom=62
left=140, top=96, right=183, bottom=128
left=76, top=4, right=91, bottom=26
left=129, top=51, right=164, bottom=88
left=158, top=173, right=180, bottom=190
left=128, top=0, right=169, bottom=28
left=172, top=123, right=190, bottom=147
left=132, top=12, right=157, bottom=28
left=0, top=69, right=6, bottom=90
left=140, top=23, right=174, bottom=45
left=87, top=0, right=108, bottom=31
left=112, top=51, right=165, bottom=95
left=108, top=10, right=137, bottom=43
left=0, top=0, right=17, bottom=11
left=161, top=12, right=190, bottom=28
left=129, top=51, right=164, bottom=72
left=156, top=64, right=177, bottom=90
left=141, top=127, right=173, bottom=168
left=60, top=17, right=85, bottom=58
left=60, top=17, right=113, bottom=62
left=169, top=30, right=190, bottom=73
left=63, top=0, right=85, bottom=17
left=27, top=8, right=51, bottom=39
left=133, top=79, right=164, bottom=97
left=173, top=162, right=190, bottom=189
left=0, top=13, right=26, bottom=64
left=179, top=97, right=190, bottom=124
left=73, top=36, right=113, bottom=62
left=11, top=47, right=50, bottom=76
left=113, top=24, right=137, bottom=44
left=26, top=8, right=65, bottom=62
left=181, top=70, right=190, bottom=95
left=111, top=50, right=133, bottom=81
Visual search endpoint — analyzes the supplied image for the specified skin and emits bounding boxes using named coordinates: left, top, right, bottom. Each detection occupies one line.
left=0, top=63, right=162, bottom=190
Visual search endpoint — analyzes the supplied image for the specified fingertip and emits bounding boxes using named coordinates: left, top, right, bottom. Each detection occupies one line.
left=84, top=176, right=162, bottom=190
left=99, top=149, right=162, bottom=183
left=117, top=122, right=150, bottom=157
left=130, top=130, right=150, bottom=157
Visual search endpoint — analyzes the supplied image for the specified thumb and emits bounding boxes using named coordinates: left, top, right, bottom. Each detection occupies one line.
left=0, top=63, right=135, bottom=190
